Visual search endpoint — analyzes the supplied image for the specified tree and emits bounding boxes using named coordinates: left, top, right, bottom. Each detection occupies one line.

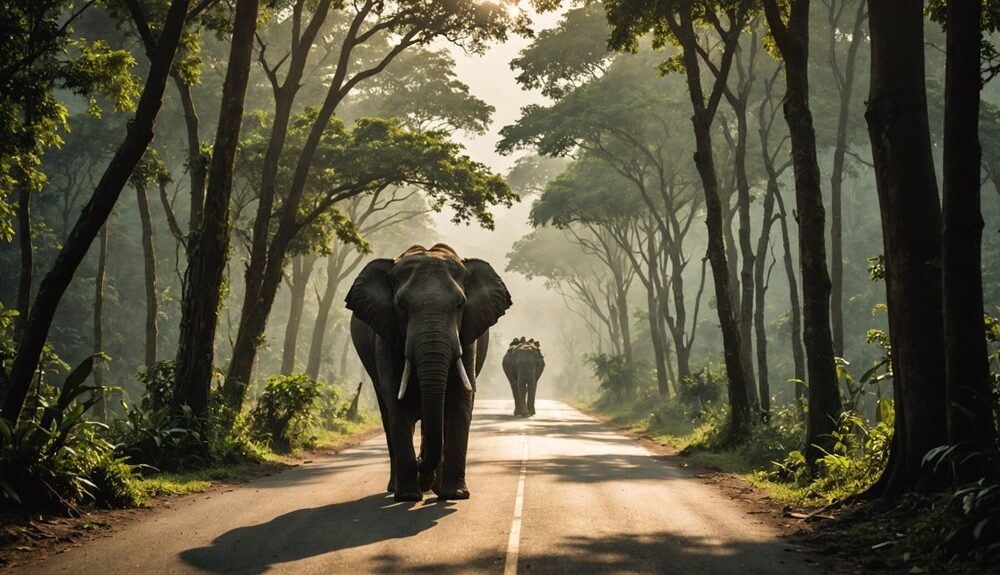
left=864, top=0, right=947, bottom=496
left=1, top=0, right=191, bottom=426
left=279, top=44, right=494, bottom=379
left=171, top=0, right=259, bottom=417
left=501, top=36, right=708, bottom=389
left=130, top=150, right=169, bottom=367
left=605, top=0, right=754, bottom=439
left=507, top=227, right=632, bottom=356
left=760, top=0, right=843, bottom=467
left=220, top=0, right=527, bottom=416
left=938, top=0, right=998, bottom=481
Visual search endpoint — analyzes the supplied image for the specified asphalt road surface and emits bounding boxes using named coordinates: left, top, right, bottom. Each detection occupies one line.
left=18, top=400, right=822, bottom=574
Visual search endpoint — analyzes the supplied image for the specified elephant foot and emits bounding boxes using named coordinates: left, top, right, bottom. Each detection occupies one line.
left=418, top=469, right=436, bottom=493
left=394, top=489, right=422, bottom=502
left=386, top=478, right=395, bottom=492
left=434, top=481, right=470, bottom=500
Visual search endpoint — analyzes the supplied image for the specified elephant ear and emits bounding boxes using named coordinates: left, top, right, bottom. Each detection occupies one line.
left=461, top=259, right=512, bottom=345
left=345, top=258, right=399, bottom=345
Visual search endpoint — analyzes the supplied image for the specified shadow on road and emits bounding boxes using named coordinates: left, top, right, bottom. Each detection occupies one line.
left=365, top=530, right=815, bottom=575
left=178, top=493, right=456, bottom=574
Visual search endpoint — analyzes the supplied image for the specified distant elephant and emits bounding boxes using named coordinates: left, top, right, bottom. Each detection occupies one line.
left=502, top=339, right=544, bottom=417
left=347, top=244, right=512, bottom=502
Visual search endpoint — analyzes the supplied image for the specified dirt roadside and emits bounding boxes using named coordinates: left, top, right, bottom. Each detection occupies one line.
left=0, top=426, right=382, bottom=571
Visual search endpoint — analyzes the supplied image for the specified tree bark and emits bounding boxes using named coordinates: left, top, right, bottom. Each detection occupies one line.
left=280, top=255, right=316, bottom=375
left=136, top=181, right=158, bottom=367
left=223, top=0, right=336, bottom=410
left=94, top=223, right=109, bottom=421
left=762, top=0, right=842, bottom=467
left=865, top=0, right=947, bottom=496
left=941, top=0, right=997, bottom=481
left=645, top=238, right=670, bottom=398
left=775, top=189, right=806, bottom=405
left=172, top=0, right=260, bottom=417
left=172, top=73, right=206, bottom=235
left=1, top=0, right=192, bottom=426
left=306, top=251, right=346, bottom=381
left=15, top=186, right=32, bottom=338
left=669, top=8, right=753, bottom=441
left=753, top=182, right=777, bottom=416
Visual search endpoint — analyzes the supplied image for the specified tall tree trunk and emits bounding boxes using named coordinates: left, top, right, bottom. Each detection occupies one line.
left=307, top=252, right=345, bottom=381
left=136, top=181, right=158, bottom=367
left=941, top=0, right=997, bottom=481
left=865, top=0, right=947, bottom=497
left=173, top=0, right=260, bottom=417
left=172, top=73, right=206, bottom=235
left=15, top=186, right=32, bottom=338
left=223, top=1, right=336, bottom=410
left=645, top=243, right=670, bottom=398
left=94, top=224, right=109, bottom=421
left=612, top=263, right=634, bottom=364
left=280, top=255, right=316, bottom=375
left=775, top=189, right=806, bottom=404
left=827, top=0, right=866, bottom=359
left=730, top=101, right=759, bottom=408
left=1, top=0, right=192, bottom=426
left=762, top=0, right=843, bottom=468
left=670, top=10, right=753, bottom=441
left=753, top=183, right=777, bottom=416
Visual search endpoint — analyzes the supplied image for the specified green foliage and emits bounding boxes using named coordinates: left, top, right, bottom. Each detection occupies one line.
left=237, top=112, right=515, bottom=259
left=248, top=374, right=322, bottom=452
left=939, top=479, right=1000, bottom=560
left=768, top=405, right=894, bottom=503
left=113, top=361, right=267, bottom=472
left=0, top=0, right=140, bottom=238
left=677, top=364, right=726, bottom=411
left=587, top=353, right=640, bottom=404
left=0, top=356, right=143, bottom=512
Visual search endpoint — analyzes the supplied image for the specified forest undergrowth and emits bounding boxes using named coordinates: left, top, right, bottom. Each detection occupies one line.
left=583, top=343, right=1000, bottom=573
left=0, top=310, right=376, bottom=519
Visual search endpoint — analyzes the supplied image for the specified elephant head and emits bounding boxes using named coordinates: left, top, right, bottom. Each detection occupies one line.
left=345, top=244, right=511, bottom=474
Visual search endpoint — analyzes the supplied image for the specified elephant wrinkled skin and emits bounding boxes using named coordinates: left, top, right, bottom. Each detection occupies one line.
left=502, top=338, right=544, bottom=417
left=346, top=244, right=512, bottom=502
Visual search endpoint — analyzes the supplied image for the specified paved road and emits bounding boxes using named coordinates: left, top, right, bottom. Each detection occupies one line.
left=19, top=400, right=822, bottom=574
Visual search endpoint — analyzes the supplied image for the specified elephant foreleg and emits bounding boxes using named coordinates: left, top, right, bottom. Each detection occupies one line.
left=389, top=410, right=421, bottom=501
left=436, top=380, right=474, bottom=500
left=372, top=382, right=396, bottom=491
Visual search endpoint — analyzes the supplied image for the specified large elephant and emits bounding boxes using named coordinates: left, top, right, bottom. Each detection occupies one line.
left=502, top=339, right=544, bottom=417
left=346, top=244, right=512, bottom=502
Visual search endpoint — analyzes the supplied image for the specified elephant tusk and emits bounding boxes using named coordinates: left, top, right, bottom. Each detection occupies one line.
left=398, top=359, right=412, bottom=400
left=457, top=358, right=474, bottom=392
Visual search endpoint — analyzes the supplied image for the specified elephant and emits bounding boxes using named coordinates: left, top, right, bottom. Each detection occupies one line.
left=346, top=244, right=512, bottom=502
left=502, top=339, right=544, bottom=417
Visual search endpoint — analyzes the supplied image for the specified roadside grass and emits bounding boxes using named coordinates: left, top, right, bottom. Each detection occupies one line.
left=135, top=461, right=283, bottom=498
left=134, top=413, right=379, bottom=500
left=308, top=412, right=379, bottom=450
left=580, top=396, right=830, bottom=506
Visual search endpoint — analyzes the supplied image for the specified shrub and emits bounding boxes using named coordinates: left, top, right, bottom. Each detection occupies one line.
left=767, top=401, right=894, bottom=502
left=112, top=362, right=266, bottom=472
left=248, top=374, right=321, bottom=452
left=0, top=356, right=142, bottom=512
left=587, top=353, right=641, bottom=404
left=677, top=364, right=726, bottom=414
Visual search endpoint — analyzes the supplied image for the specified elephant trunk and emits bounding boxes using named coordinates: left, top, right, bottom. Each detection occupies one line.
left=413, top=338, right=452, bottom=475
